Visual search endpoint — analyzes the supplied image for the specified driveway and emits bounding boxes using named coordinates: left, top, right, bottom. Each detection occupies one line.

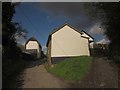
left=14, top=57, right=119, bottom=88
left=72, top=57, right=119, bottom=88
left=15, top=59, right=70, bottom=88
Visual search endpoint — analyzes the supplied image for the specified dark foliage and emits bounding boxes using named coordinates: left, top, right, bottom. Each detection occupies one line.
left=2, top=2, right=29, bottom=88
left=90, top=43, right=109, bottom=57
left=2, top=3, right=16, bottom=46
left=41, top=51, right=47, bottom=58
left=21, top=52, right=35, bottom=61
left=96, top=2, right=120, bottom=65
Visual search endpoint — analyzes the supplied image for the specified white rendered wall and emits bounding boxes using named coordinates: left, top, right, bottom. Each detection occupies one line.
left=51, top=25, right=90, bottom=57
left=26, top=41, right=41, bottom=58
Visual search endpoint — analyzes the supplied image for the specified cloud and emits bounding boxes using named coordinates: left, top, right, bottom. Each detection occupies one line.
left=34, top=3, right=100, bottom=30
left=38, top=3, right=97, bottom=17
left=89, top=24, right=104, bottom=35
left=12, top=0, right=21, bottom=2
left=15, top=32, right=27, bottom=40
left=42, top=45, right=47, bottom=55
left=97, top=38, right=110, bottom=44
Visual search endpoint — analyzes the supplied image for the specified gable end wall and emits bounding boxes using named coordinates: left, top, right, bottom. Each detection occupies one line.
left=51, top=25, right=90, bottom=57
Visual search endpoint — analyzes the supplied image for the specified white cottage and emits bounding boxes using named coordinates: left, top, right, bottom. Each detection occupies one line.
left=46, top=24, right=94, bottom=65
left=81, top=30, right=94, bottom=48
left=25, top=37, right=42, bottom=59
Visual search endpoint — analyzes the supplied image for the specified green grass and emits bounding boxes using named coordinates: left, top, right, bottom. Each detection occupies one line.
left=46, top=56, right=92, bottom=81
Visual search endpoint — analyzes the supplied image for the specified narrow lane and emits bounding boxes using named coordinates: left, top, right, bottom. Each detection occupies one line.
left=15, top=60, right=69, bottom=88
left=73, top=57, right=119, bottom=88
left=14, top=57, right=119, bottom=88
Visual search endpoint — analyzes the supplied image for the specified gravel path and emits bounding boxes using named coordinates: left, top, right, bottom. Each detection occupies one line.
left=72, top=57, right=119, bottom=88
left=15, top=60, right=69, bottom=88
left=15, top=57, right=119, bottom=88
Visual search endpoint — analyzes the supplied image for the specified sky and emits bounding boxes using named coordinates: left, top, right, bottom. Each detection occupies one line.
left=13, top=2, right=109, bottom=49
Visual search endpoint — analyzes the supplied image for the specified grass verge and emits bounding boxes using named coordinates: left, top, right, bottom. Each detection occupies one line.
left=46, top=56, right=92, bottom=82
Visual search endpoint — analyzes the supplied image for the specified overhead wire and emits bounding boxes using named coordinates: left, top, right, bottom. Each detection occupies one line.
left=18, top=6, right=67, bottom=55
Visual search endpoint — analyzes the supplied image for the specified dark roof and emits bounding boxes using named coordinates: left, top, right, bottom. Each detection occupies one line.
left=46, top=23, right=94, bottom=47
left=49, top=23, right=83, bottom=35
left=81, top=30, right=94, bottom=40
left=28, top=37, right=38, bottom=41
left=25, top=37, right=42, bottom=49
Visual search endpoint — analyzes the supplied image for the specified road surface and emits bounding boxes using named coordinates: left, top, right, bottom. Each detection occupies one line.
left=14, top=57, right=119, bottom=88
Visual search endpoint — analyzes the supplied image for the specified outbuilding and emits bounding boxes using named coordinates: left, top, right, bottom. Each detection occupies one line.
left=46, top=23, right=94, bottom=65
left=25, top=37, right=42, bottom=59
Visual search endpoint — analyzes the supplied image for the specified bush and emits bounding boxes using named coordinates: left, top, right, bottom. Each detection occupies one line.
left=90, top=48, right=109, bottom=57
left=2, top=58, right=28, bottom=88
left=21, top=52, right=35, bottom=61
left=113, top=55, right=120, bottom=65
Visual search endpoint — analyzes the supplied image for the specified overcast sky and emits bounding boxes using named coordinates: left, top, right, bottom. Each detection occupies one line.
left=13, top=2, right=108, bottom=48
